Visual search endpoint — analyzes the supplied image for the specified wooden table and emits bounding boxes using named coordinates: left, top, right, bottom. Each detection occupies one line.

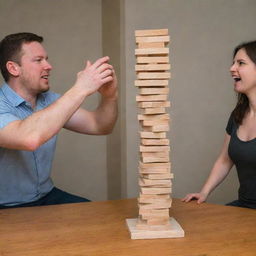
left=0, top=198, right=255, bottom=256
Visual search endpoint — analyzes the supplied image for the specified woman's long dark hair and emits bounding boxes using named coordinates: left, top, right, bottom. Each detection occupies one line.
left=232, top=41, right=256, bottom=125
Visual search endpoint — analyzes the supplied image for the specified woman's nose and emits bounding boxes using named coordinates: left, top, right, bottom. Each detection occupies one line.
left=230, top=63, right=236, bottom=73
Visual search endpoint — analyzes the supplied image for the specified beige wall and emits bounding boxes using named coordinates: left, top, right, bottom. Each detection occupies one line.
left=0, top=0, right=256, bottom=204
left=121, top=0, right=256, bottom=204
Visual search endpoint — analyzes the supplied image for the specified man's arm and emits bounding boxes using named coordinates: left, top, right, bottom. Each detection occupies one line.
left=0, top=57, right=115, bottom=151
left=64, top=68, right=118, bottom=135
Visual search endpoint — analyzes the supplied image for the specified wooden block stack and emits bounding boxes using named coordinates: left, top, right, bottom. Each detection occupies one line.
left=135, top=28, right=172, bottom=231
left=126, top=29, right=184, bottom=239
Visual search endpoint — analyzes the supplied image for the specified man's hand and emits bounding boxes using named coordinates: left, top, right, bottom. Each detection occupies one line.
left=98, top=68, right=118, bottom=100
left=63, top=56, right=118, bottom=135
left=75, top=56, right=114, bottom=97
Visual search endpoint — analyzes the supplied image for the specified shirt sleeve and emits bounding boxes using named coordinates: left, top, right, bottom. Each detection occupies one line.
left=43, top=91, right=61, bottom=106
left=0, top=112, right=20, bottom=129
left=0, top=92, right=61, bottom=129
left=226, top=113, right=234, bottom=135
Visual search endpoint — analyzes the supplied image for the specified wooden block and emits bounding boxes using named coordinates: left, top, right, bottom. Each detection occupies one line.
left=138, top=209, right=170, bottom=222
left=139, top=88, right=169, bottom=95
left=140, top=162, right=171, bottom=169
left=141, top=177, right=172, bottom=185
left=149, top=184, right=172, bottom=188
left=137, top=216, right=171, bottom=227
left=142, top=173, right=174, bottom=180
left=138, top=198, right=171, bottom=208
left=139, top=101, right=170, bottom=108
left=136, top=218, right=170, bottom=231
left=140, top=214, right=170, bottom=223
left=138, top=201, right=172, bottom=210
left=137, top=56, right=169, bottom=64
left=151, top=124, right=169, bottom=132
left=139, top=193, right=170, bottom=198
left=139, top=120, right=169, bottom=127
left=138, top=193, right=170, bottom=203
left=139, top=167, right=170, bottom=174
left=137, top=72, right=171, bottom=80
left=141, top=151, right=169, bottom=158
left=141, top=187, right=172, bottom=194
left=136, top=95, right=168, bottom=102
left=142, top=124, right=169, bottom=132
left=140, top=146, right=170, bottom=152
left=147, top=218, right=170, bottom=226
left=126, top=217, right=185, bottom=239
left=138, top=114, right=169, bottom=121
left=139, top=177, right=171, bottom=187
left=135, top=29, right=168, bottom=37
left=136, top=218, right=171, bottom=231
left=141, top=156, right=169, bottom=163
left=140, top=126, right=152, bottom=132
left=139, top=212, right=170, bottom=220
left=136, top=35, right=170, bottom=43
left=141, top=139, right=169, bottom=146
left=139, top=210, right=170, bottom=224
left=138, top=42, right=165, bottom=48
left=140, top=132, right=166, bottom=139
left=141, top=108, right=166, bottom=115
left=142, top=124, right=170, bottom=132
left=135, top=64, right=170, bottom=71
left=142, top=119, right=169, bottom=126
left=139, top=208, right=169, bottom=217
left=138, top=200, right=172, bottom=210
left=135, top=79, right=168, bottom=87
left=135, top=48, right=169, bottom=55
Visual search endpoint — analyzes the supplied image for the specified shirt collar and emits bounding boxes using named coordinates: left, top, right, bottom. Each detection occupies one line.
left=1, top=83, right=25, bottom=107
left=1, top=83, right=47, bottom=108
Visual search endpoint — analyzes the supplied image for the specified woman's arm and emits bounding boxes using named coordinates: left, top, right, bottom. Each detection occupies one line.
left=182, top=133, right=234, bottom=204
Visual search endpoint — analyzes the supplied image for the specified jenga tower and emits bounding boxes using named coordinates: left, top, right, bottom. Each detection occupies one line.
left=126, top=29, right=184, bottom=239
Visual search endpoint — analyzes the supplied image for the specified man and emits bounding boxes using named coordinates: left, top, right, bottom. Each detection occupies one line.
left=0, top=32, right=118, bottom=208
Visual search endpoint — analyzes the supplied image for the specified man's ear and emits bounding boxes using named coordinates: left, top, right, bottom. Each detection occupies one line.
left=6, top=61, right=20, bottom=77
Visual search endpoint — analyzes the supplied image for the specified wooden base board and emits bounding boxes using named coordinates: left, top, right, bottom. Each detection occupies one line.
left=126, top=217, right=184, bottom=239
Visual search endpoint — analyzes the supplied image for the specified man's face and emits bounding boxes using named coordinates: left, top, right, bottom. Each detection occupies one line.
left=18, top=41, right=52, bottom=95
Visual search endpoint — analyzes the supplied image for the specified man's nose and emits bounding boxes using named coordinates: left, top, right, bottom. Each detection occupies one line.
left=44, top=60, right=52, bottom=70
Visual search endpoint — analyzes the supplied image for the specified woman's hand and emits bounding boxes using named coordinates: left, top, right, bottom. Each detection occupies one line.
left=181, top=192, right=208, bottom=204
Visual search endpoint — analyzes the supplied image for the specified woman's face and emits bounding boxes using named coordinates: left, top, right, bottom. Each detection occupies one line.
left=230, top=48, right=256, bottom=95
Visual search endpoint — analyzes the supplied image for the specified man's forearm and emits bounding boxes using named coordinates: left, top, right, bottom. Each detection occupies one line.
left=0, top=85, right=87, bottom=151
left=94, top=96, right=118, bottom=134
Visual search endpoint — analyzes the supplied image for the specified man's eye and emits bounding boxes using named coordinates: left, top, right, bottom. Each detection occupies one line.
left=239, top=61, right=245, bottom=65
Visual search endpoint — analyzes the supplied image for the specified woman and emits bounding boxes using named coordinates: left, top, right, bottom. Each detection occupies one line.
left=182, top=40, right=256, bottom=209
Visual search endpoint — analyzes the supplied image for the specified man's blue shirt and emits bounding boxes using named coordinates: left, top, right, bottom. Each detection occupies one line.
left=0, top=83, right=60, bottom=206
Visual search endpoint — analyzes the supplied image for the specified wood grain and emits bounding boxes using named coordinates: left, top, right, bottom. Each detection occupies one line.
left=0, top=199, right=255, bottom=255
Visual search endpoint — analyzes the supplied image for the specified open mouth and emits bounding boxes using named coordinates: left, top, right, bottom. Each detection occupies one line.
left=41, top=75, right=49, bottom=80
left=234, top=77, right=241, bottom=82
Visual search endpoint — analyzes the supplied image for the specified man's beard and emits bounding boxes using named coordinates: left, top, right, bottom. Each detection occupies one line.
left=20, top=75, right=50, bottom=95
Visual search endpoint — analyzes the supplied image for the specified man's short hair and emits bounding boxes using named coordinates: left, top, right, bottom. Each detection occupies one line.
left=0, top=32, right=43, bottom=82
